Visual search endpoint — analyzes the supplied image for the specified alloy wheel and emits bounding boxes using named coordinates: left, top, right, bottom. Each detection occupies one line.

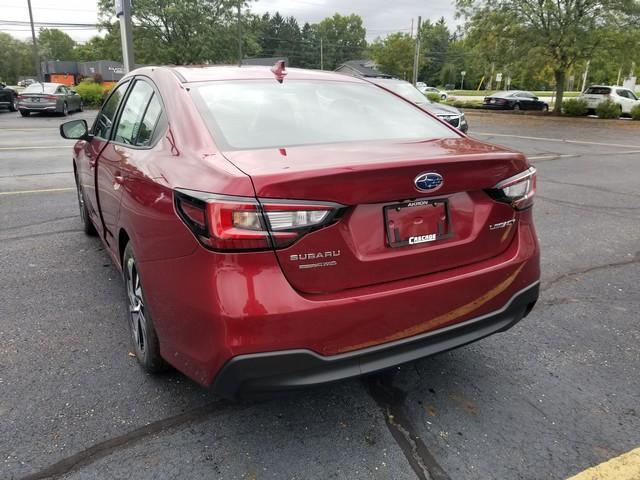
left=125, top=256, right=147, bottom=358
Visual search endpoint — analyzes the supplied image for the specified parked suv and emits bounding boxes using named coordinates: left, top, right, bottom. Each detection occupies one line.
left=59, top=65, right=539, bottom=398
left=580, top=85, right=640, bottom=116
left=369, top=78, right=468, bottom=132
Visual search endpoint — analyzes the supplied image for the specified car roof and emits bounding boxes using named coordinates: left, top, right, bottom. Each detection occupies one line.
left=167, top=65, right=365, bottom=84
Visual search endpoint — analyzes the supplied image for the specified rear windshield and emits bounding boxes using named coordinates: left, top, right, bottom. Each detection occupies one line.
left=584, top=87, right=611, bottom=95
left=189, top=80, right=458, bottom=150
left=23, top=84, right=57, bottom=94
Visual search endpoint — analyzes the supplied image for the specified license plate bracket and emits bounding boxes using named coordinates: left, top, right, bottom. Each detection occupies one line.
left=383, top=198, right=453, bottom=248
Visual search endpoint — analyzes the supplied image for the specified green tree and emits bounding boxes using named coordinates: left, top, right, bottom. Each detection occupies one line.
left=0, top=33, right=34, bottom=83
left=38, top=28, right=76, bottom=61
left=419, top=18, right=451, bottom=85
left=369, top=33, right=414, bottom=80
left=97, top=0, right=246, bottom=64
left=316, top=13, right=367, bottom=70
left=457, top=0, right=640, bottom=112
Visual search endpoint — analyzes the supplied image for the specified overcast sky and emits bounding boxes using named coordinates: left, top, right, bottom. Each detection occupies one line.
left=0, top=0, right=458, bottom=43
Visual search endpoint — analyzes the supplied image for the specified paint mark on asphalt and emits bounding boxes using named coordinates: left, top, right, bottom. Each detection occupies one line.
left=474, top=132, right=640, bottom=149
left=567, top=447, right=640, bottom=480
left=19, top=400, right=233, bottom=480
left=0, top=187, right=74, bottom=195
left=366, top=373, right=451, bottom=480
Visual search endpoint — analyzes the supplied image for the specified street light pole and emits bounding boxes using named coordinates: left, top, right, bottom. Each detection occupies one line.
left=411, top=16, right=421, bottom=86
left=26, top=0, right=41, bottom=81
left=116, top=0, right=135, bottom=73
left=237, top=0, right=242, bottom=66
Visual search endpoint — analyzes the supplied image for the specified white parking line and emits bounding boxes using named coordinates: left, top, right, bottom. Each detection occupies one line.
left=474, top=132, right=640, bottom=149
left=0, top=146, right=69, bottom=151
left=527, top=154, right=579, bottom=160
left=0, top=187, right=74, bottom=195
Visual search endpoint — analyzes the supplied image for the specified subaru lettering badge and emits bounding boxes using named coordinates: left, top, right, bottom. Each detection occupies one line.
left=414, top=172, right=444, bottom=192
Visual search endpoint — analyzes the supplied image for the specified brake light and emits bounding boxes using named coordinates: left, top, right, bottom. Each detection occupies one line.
left=174, top=189, right=344, bottom=251
left=44, top=95, right=58, bottom=101
left=486, top=167, right=536, bottom=210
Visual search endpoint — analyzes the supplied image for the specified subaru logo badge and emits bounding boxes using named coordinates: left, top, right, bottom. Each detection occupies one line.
left=414, top=172, right=443, bottom=192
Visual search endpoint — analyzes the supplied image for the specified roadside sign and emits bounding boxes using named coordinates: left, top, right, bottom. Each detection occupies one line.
left=115, top=0, right=124, bottom=17
left=496, top=73, right=503, bottom=82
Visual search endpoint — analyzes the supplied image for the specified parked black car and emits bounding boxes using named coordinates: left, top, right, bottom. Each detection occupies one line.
left=369, top=78, right=469, bottom=133
left=483, top=91, right=549, bottom=111
left=0, top=83, right=18, bottom=112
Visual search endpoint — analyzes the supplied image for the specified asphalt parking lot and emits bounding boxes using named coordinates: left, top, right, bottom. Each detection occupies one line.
left=1, top=109, right=639, bottom=480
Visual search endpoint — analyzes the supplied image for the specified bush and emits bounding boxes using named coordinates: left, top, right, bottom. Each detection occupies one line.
left=630, top=104, right=640, bottom=120
left=75, top=80, right=109, bottom=107
left=562, top=98, right=588, bottom=117
left=596, top=99, right=621, bottom=119
left=426, top=92, right=441, bottom=103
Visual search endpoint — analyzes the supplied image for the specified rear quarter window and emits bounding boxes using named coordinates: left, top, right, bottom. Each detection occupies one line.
left=585, top=87, right=611, bottom=95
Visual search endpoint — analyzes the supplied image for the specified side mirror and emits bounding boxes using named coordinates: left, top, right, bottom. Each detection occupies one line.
left=532, top=96, right=539, bottom=101
left=70, top=89, right=77, bottom=94
left=60, top=119, right=92, bottom=140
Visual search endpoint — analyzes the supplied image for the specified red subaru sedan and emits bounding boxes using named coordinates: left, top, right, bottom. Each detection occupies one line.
left=60, top=65, right=540, bottom=398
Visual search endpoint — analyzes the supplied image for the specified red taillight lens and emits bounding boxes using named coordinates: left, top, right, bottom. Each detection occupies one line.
left=486, top=167, right=536, bottom=210
left=174, top=189, right=344, bottom=251
left=18, top=95, right=25, bottom=100
left=44, top=95, right=58, bottom=101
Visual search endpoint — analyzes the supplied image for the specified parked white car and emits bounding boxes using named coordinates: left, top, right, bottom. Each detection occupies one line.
left=417, top=85, right=448, bottom=100
left=579, top=85, right=640, bottom=115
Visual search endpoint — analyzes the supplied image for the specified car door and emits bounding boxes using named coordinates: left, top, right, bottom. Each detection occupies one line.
left=618, top=89, right=637, bottom=113
left=95, top=79, right=155, bottom=250
left=77, top=81, right=130, bottom=233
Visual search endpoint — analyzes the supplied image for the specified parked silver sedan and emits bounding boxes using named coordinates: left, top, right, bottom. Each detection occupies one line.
left=17, top=83, right=83, bottom=117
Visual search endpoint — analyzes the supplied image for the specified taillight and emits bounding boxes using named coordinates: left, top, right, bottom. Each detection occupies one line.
left=486, top=167, right=536, bottom=210
left=174, top=188, right=344, bottom=251
left=44, top=95, right=58, bottom=101
left=18, top=95, right=25, bottom=100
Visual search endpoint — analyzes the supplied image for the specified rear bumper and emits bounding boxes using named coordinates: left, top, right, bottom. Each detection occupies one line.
left=18, top=102, right=57, bottom=111
left=213, top=281, right=539, bottom=398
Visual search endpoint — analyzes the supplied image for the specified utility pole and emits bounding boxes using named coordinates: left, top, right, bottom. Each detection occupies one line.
left=488, top=62, right=495, bottom=90
left=410, top=18, right=414, bottom=38
left=236, top=1, right=242, bottom=66
left=116, top=0, right=135, bottom=73
left=27, top=0, right=41, bottom=81
left=581, top=59, right=590, bottom=93
left=320, top=38, right=324, bottom=70
left=411, top=16, right=421, bottom=86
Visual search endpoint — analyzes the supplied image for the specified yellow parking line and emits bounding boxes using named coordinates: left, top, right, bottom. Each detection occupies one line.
left=567, top=447, right=640, bottom=480
left=0, top=146, right=70, bottom=151
left=0, top=187, right=74, bottom=195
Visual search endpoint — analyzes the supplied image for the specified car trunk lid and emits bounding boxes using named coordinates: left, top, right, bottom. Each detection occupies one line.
left=223, top=137, right=529, bottom=294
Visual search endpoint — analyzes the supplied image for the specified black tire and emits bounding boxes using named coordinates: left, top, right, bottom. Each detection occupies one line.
left=541, top=104, right=549, bottom=112
left=441, top=94, right=447, bottom=101
left=513, top=103, right=521, bottom=111
left=78, top=101, right=84, bottom=112
left=122, top=242, right=167, bottom=373
left=20, top=110, right=30, bottom=117
left=9, top=97, right=18, bottom=112
left=75, top=174, right=97, bottom=235
left=61, top=102, right=68, bottom=116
